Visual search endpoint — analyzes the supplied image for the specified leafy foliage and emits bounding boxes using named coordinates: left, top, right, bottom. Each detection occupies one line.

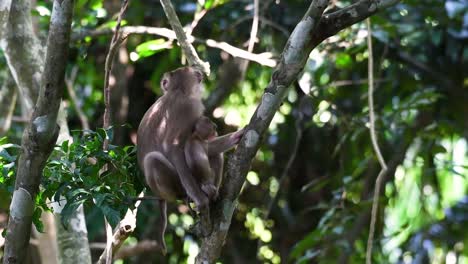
left=0, top=137, right=20, bottom=209
left=40, top=128, right=144, bottom=227
left=0, top=128, right=144, bottom=232
left=1, top=0, right=467, bottom=263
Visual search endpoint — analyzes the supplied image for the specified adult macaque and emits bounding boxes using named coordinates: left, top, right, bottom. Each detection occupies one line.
left=137, top=66, right=243, bottom=253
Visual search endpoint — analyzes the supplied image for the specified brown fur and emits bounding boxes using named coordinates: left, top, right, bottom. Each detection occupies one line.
left=137, top=66, right=245, bottom=253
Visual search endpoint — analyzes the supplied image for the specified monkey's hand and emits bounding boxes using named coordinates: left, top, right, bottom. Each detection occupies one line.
left=201, top=183, right=219, bottom=201
left=230, top=127, right=245, bottom=144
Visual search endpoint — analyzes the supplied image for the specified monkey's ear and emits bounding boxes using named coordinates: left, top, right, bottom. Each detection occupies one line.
left=161, top=78, right=169, bottom=93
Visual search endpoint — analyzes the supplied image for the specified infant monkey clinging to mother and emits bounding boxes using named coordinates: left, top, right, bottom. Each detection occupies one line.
left=137, top=66, right=244, bottom=253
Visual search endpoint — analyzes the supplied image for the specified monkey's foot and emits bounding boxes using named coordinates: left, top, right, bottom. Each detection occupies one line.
left=189, top=221, right=203, bottom=237
left=201, top=184, right=218, bottom=201
left=190, top=219, right=213, bottom=238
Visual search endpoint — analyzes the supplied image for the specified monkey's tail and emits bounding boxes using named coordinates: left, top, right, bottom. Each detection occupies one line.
left=159, top=199, right=167, bottom=255
left=143, top=152, right=170, bottom=255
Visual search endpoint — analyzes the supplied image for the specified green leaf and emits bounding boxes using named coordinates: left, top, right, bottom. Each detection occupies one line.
left=100, top=205, right=121, bottom=227
left=32, top=208, right=45, bottom=233
left=432, top=144, right=447, bottom=154
left=290, top=229, right=321, bottom=259
left=335, top=53, right=352, bottom=69
left=204, top=0, right=214, bottom=9
left=135, top=39, right=168, bottom=58
left=0, top=149, right=16, bottom=162
left=60, top=198, right=86, bottom=228
left=54, top=182, right=70, bottom=203
left=61, top=140, right=69, bottom=153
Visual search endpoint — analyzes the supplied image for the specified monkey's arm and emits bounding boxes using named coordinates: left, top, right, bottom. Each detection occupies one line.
left=170, top=144, right=209, bottom=205
left=170, top=146, right=213, bottom=235
left=207, top=128, right=245, bottom=155
left=185, top=140, right=218, bottom=200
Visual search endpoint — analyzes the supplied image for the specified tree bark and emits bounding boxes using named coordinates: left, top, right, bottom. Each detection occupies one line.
left=195, top=1, right=330, bottom=262
left=0, top=0, right=42, bottom=111
left=195, top=0, right=402, bottom=262
left=0, top=72, right=17, bottom=136
left=3, top=0, right=75, bottom=263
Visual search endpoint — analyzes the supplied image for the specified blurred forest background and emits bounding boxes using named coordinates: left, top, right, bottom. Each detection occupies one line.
left=1, top=0, right=468, bottom=263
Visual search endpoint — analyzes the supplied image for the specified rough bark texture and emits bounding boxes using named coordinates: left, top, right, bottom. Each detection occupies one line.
left=0, top=0, right=43, bottom=110
left=1, top=0, right=92, bottom=261
left=3, top=0, right=75, bottom=263
left=195, top=1, right=329, bottom=262
left=33, top=212, right=59, bottom=264
left=159, top=0, right=210, bottom=74
left=54, top=205, right=92, bottom=264
left=195, top=0, right=401, bottom=262
left=0, top=73, right=17, bottom=136
left=0, top=0, right=12, bottom=39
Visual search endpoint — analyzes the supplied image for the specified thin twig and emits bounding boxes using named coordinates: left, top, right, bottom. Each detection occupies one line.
left=159, top=0, right=210, bottom=74
left=103, top=0, right=130, bottom=136
left=257, top=102, right=304, bottom=252
left=328, top=78, right=389, bottom=87
left=240, top=0, right=260, bottom=80
left=65, top=66, right=90, bottom=131
left=72, top=26, right=276, bottom=67
left=229, top=15, right=289, bottom=37
left=264, top=111, right=303, bottom=220
left=114, top=240, right=160, bottom=260
left=365, top=18, right=388, bottom=264
left=187, top=8, right=208, bottom=36
left=101, top=1, right=130, bottom=263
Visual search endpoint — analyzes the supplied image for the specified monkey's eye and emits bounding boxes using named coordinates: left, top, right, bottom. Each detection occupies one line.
left=162, top=79, right=168, bottom=87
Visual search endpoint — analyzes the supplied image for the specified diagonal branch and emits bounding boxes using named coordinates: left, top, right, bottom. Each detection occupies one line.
left=315, top=0, right=400, bottom=43
left=195, top=1, right=330, bottom=262
left=3, top=0, right=75, bottom=262
left=195, top=0, right=402, bottom=262
left=159, top=0, right=210, bottom=74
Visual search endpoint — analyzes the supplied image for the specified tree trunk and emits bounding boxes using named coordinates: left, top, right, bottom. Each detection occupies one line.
left=3, top=0, right=75, bottom=262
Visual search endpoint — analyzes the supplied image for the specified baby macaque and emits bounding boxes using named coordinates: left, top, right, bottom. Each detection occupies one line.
left=137, top=66, right=244, bottom=253
left=185, top=116, right=222, bottom=201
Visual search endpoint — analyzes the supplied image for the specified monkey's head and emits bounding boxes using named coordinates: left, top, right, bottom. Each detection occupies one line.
left=193, top=116, right=217, bottom=140
left=160, top=66, right=204, bottom=95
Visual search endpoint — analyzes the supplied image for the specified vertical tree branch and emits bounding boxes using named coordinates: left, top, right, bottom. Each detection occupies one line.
left=103, top=0, right=129, bottom=141
left=159, top=0, right=210, bottom=74
left=3, top=0, right=75, bottom=263
left=65, top=67, right=90, bottom=131
left=365, top=18, right=388, bottom=264
left=239, top=0, right=260, bottom=79
left=100, top=1, right=134, bottom=263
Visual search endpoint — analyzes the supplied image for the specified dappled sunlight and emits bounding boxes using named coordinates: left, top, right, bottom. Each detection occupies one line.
left=384, top=138, right=468, bottom=262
